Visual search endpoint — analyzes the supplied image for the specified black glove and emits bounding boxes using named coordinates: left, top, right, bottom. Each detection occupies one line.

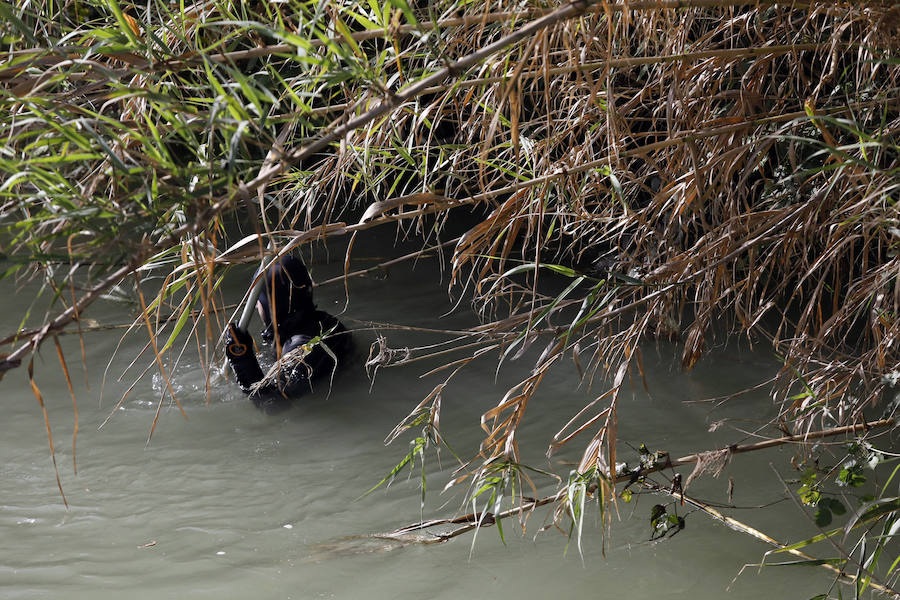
left=225, top=322, right=264, bottom=390
left=225, top=322, right=253, bottom=356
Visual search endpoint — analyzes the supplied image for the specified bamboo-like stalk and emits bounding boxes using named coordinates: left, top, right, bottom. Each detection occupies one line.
left=0, top=263, right=134, bottom=375
left=376, top=418, right=895, bottom=540
left=375, top=482, right=900, bottom=597
left=644, top=483, right=900, bottom=597
left=654, top=418, right=896, bottom=473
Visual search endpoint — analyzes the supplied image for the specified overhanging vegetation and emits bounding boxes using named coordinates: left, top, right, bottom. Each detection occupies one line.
left=1, top=0, right=899, bottom=591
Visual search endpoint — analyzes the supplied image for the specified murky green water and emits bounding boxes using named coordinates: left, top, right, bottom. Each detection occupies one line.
left=2, top=241, right=832, bottom=599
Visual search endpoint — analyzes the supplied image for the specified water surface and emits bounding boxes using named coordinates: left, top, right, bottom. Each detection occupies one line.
left=1, top=245, right=833, bottom=599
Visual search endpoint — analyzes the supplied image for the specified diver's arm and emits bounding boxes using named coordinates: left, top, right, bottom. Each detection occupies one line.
left=225, top=323, right=294, bottom=413
left=225, top=311, right=351, bottom=413
left=224, top=323, right=264, bottom=391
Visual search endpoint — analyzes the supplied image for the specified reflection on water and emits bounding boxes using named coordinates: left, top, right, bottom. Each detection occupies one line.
left=1, top=245, right=830, bottom=599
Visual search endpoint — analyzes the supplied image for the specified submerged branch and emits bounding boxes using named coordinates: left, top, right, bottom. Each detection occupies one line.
left=373, top=418, right=895, bottom=542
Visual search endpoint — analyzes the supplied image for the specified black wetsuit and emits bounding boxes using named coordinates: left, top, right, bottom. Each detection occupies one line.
left=224, top=255, right=351, bottom=413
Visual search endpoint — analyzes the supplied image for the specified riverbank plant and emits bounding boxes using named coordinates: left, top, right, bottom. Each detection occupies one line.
left=1, top=0, right=899, bottom=591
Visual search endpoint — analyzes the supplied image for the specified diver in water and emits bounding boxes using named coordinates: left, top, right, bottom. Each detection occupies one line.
left=224, top=254, right=352, bottom=413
